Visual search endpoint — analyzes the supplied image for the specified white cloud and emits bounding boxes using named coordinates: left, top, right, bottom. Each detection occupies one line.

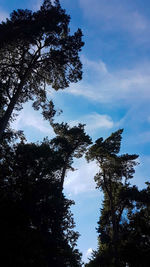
left=69, top=113, right=114, bottom=134
left=84, top=113, right=114, bottom=130
left=81, top=55, right=108, bottom=75
left=65, top=56, right=150, bottom=106
left=64, top=158, right=99, bottom=195
left=79, top=0, right=150, bottom=40
left=86, top=248, right=93, bottom=259
left=12, top=103, right=54, bottom=136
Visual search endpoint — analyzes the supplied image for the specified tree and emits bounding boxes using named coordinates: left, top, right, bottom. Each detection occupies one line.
left=86, top=129, right=138, bottom=267
left=0, top=138, right=83, bottom=266
left=51, top=122, right=92, bottom=191
left=0, top=0, right=84, bottom=138
left=118, top=183, right=150, bottom=267
left=0, top=122, right=91, bottom=266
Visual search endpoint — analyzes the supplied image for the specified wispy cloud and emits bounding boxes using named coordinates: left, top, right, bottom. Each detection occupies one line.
left=86, top=248, right=93, bottom=259
left=69, top=113, right=114, bottom=135
left=64, top=159, right=99, bottom=195
left=79, top=0, right=150, bottom=41
left=12, top=103, right=54, bottom=136
left=81, top=55, right=108, bottom=76
left=84, top=113, right=114, bottom=130
left=66, top=56, right=150, bottom=106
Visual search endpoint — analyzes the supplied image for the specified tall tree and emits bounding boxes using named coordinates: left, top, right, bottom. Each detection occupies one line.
left=51, top=122, right=92, bottom=191
left=0, top=0, right=84, bottom=138
left=86, top=130, right=138, bottom=267
left=118, top=183, right=150, bottom=267
left=0, top=138, right=83, bottom=266
left=0, top=122, right=91, bottom=266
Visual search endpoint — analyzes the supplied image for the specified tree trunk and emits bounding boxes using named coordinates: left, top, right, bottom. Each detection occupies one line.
left=111, top=203, right=119, bottom=267
left=103, top=171, right=119, bottom=266
left=0, top=86, right=22, bottom=139
left=60, top=155, right=69, bottom=192
left=0, top=65, right=34, bottom=140
left=0, top=50, right=41, bottom=140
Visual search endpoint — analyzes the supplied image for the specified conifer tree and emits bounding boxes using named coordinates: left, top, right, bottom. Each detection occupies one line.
left=0, top=0, right=84, bottom=138
left=0, top=122, right=91, bottom=266
left=0, top=140, right=81, bottom=266
left=86, top=130, right=138, bottom=267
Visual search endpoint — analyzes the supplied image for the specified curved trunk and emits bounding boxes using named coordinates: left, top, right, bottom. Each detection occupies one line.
left=0, top=50, right=41, bottom=140
left=0, top=84, right=23, bottom=139
left=60, top=155, right=70, bottom=192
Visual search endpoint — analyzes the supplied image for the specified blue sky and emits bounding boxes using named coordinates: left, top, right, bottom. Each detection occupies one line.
left=2, top=0, right=150, bottom=263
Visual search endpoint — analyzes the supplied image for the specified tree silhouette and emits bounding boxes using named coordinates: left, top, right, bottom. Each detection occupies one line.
left=0, top=123, right=91, bottom=266
left=51, top=122, right=92, bottom=191
left=0, top=143, right=79, bottom=266
left=86, top=129, right=138, bottom=267
left=0, top=0, right=84, bottom=138
left=117, top=183, right=150, bottom=266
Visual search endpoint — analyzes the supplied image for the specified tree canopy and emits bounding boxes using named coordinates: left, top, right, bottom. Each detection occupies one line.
left=86, top=129, right=140, bottom=267
left=0, top=126, right=88, bottom=266
left=0, top=0, right=84, bottom=138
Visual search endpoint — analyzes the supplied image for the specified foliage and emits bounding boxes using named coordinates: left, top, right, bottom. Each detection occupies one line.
left=0, top=137, right=83, bottom=266
left=118, top=183, right=150, bottom=267
left=86, top=129, right=140, bottom=267
left=51, top=122, right=92, bottom=189
left=0, top=121, right=92, bottom=266
left=0, top=0, right=84, bottom=138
